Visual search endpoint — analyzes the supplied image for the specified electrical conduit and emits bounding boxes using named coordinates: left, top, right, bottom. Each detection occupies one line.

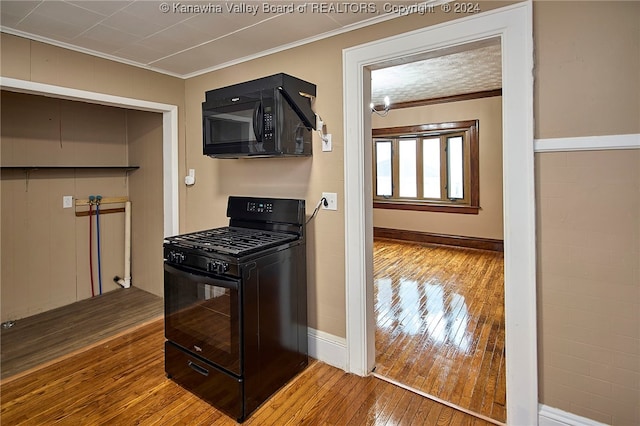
left=114, top=201, right=132, bottom=288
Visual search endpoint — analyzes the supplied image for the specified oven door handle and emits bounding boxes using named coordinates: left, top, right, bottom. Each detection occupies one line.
left=164, top=264, right=239, bottom=290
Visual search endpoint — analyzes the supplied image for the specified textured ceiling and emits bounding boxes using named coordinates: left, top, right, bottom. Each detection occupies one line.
left=371, top=41, right=502, bottom=106
left=0, top=1, right=502, bottom=104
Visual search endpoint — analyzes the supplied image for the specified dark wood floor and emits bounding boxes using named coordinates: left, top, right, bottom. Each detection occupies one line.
left=0, top=318, right=496, bottom=425
left=373, top=239, right=506, bottom=423
left=1, top=287, right=163, bottom=379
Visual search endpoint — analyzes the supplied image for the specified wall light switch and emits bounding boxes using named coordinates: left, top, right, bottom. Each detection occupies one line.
left=63, top=196, right=73, bottom=208
left=322, top=134, right=332, bottom=152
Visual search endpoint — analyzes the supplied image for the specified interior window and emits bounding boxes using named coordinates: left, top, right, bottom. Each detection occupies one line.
left=372, top=120, right=479, bottom=214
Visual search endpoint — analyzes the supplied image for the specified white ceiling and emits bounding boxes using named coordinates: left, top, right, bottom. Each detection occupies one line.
left=0, top=0, right=502, bottom=104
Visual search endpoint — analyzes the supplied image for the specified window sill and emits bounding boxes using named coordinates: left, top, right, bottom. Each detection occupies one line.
left=373, top=201, right=480, bottom=214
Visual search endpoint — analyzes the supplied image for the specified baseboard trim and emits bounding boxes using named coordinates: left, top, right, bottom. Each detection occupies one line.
left=374, top=227, right=504, bottom=252
left=534, top=133, right=640, bottom=153
left=308, top=328, right=347, bottom=371
left=539, top=405, right=609, bottom=426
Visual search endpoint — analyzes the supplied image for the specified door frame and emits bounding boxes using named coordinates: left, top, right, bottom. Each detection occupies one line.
left=342, top=2, right=537, bottom=425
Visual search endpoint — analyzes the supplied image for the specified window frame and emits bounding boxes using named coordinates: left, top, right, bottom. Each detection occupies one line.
left=373, top=119, right=480, bottom=214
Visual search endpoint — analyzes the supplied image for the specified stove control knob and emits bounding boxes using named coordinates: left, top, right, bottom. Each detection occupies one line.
left=208, top=261, right=229, bottom=273
left=169, top=251, right=185, bottom=263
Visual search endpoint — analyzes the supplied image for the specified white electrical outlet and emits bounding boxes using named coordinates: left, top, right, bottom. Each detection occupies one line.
left=322, top=134, right=332, bottom=152
left=321, top=192, right=337, bottom=211
left=63, top=196, right=73, bottom=208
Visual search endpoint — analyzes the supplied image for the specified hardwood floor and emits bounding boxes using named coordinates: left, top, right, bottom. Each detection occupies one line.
left=373, top=239, right=506, bottom=423
left=0, top=318, right=496, bottom=425
left=0, top=287, right=163, bottom=379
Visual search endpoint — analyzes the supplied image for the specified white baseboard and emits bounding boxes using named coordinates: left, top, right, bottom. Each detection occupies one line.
left=534, top=133, right=640, bottom=153
left=539, top=405, right=609, bottom=426
left=308, top=328, right=347, bottom=370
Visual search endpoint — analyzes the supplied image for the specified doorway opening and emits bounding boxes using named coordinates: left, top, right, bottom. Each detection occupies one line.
left=367, top=38, right=506, bottom=423
left=342, top=4, right=537, bottom=425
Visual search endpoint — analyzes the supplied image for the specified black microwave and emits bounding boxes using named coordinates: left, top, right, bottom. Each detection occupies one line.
left=202, top=73, right=317, bottom=158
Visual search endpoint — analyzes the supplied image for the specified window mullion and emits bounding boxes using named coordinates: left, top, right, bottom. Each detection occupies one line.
left=372, top=141, right=378, bottom=198
left=463, top=132, right=471, bottom=203
left=392, top=139, right=399, bottom=198
left=416, top=137, right=424, bottom=200
left=440, top=136, right=447, bottom=202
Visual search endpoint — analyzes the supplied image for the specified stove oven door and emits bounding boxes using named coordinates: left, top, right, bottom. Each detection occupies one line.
left=164, top=263, right=241, bottom=376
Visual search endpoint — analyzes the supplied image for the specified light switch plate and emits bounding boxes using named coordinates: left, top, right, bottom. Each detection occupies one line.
left=63, top=196, right=73, bottom=208
left=322, top=134, right=332, bottom=152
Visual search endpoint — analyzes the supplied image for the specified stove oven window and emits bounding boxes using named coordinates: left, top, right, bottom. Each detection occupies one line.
left=164, top=266, right=241, bottom=375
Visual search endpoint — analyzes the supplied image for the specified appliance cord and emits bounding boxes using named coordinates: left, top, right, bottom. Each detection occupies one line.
left=306, top=197, right=328, bottom=224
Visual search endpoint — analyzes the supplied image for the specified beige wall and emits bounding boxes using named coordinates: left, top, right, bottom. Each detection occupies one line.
left=534, top=1, right=640, bottom=139
left=183, top=1, right=511, bottom=338
left=372, top=96, right=503, bottom=239
left=0, top=32, right=187, bottom=228
left=126, top=110, right=165, bottom=298
left=534, top=2, right=640, bottom=424
left=1, top=91, right=164, bottom=321
left=0, top=33, right=183, bottom=320
left=1, top=92, right=125, bottom=319
left=536, top=149, right=640, bottom=425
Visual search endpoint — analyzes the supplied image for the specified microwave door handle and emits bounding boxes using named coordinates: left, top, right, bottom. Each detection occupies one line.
left=253, top=102, right=263, bottom=141
left=164, top=263, right=239, bottom=290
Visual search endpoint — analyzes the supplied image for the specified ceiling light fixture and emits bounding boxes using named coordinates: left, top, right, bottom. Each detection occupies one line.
left=370, top=96, right=391, bottom=117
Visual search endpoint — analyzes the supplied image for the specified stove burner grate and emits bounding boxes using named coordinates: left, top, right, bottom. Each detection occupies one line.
left=166, top=227, right=297, bottom=256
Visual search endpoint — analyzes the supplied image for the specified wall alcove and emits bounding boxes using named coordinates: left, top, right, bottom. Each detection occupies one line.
left=1, top=90, right=164, bottom=322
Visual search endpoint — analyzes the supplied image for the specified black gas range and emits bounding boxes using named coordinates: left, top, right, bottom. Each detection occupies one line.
left=163, top=196, right=308, bottom=422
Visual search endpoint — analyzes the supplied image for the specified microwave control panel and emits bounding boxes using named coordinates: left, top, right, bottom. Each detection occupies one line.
left=264, top=112, right=274, bottom=140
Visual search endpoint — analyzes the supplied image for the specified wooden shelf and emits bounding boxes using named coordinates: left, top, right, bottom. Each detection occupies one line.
left=1, top=166, right=139, bottom=171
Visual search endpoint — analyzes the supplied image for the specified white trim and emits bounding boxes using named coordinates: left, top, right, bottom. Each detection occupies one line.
left=343, top=2, right=537, bottom=425
left=0, top=77, right=180, bottom=238
left=534, top=133, right=640, bottom=152
left=539, top=405, right=609, bottom=426
left=307, top=328, right=347, bottom=371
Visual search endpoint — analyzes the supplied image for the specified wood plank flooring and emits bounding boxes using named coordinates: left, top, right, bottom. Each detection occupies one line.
left=0, top=318, right=496, bottom=425
left=1, top=287, right=163, bottom=379
left=373, top=239, right=506, bottom=423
